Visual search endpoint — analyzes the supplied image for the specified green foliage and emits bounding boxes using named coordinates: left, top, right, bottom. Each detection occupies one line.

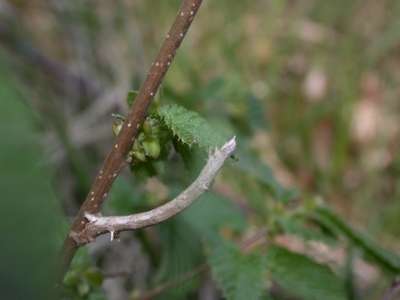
left=158, top=104, right=229, bottom=150
left=153, top=193, right=247, bottom=298
left=63, top=248, right=104, bottom=299
left=233, top=141, right=296, bottom=201
left=265, top=246, right=346, bottom=300
left=277, top=214, right=337, bottom=245
left=313, top=206, right=400, bottom=274
left=208, top=240, right=266, bottom=300
left=103, top=176, right=148, bottom=214
left=6, top=2, right=400, bottom=299
left=0, top=60, right=63, bottom=300
left=182, top=192, right=246, bottom=240
left=155, top=216, right=203, bottom=299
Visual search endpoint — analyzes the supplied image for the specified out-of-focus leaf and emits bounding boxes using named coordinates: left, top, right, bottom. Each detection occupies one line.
left=266, top=246, right=346, bottom=300
left=182, top=192, right=246, bottom=240
left=104, top=176, right=147, bottom=215
left=208, top=240, right=265, bottom=300
left=313, top=206, right=400, bottom=274
left=63, top=248, right=105, bottom=299
left=233, top=142, right=296, bottom=202
left=278, top=215, right=336, bottom=245
left=0, top=59, right=63, bottom=299
left=154, top=216, right=203, bottom=299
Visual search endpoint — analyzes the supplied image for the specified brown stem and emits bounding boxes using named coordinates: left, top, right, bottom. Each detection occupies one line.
left=60, top=0, right=204, bottom=279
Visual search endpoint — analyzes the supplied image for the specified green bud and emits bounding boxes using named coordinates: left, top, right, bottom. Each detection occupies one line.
left=132, top=150, right=146, bottom=162
left=132, top=139, right=140, bottom=151
left=112, top=120, right=124, bottom=136
left=137, top=132, right=145, bottom=142
left=77, top=280, right=90, bottom=296
left=143, top=138, right=161, bottom=159
left=84, top=268, right=103, bottom=286
left=63, top=270, right=80, bottom=287
left=143, top=119, right=152, bottom=135
left=143, top=117, right=160, bottom=136
left=111, top=113, right=125, bottom=136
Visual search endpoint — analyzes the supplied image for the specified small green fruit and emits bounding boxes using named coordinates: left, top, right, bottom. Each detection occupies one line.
left=132, top=150, right=146, bottom=162
left=143, top=119, right=153, bottom=135
left=63, top=269, right=80, bottom=287
left=143, top=138, right=161, bottom=159
left=137, top=132, right=146, bottom=142
left=143, top=117, right=160, bottom=136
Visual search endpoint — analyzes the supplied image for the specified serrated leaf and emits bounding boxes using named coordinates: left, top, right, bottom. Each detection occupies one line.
left=266, top=246, right=346, bottom=300
left=313, top=206, right=400, bottom=274
left=158, top=104, right=228, bottom=150
left=208, top=240, right=265, bottom=300
left=155, top=216, right=203, bottom=299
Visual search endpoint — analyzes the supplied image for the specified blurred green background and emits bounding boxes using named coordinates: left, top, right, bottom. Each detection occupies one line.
left=1, top=0, right=400, bottom=299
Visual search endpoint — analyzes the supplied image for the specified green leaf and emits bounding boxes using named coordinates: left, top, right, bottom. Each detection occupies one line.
left=182, top=192, right=246, bottom=240
left=158, top=104, right=229, bottom=150
left=104, top=177, right=147, bottom=214
left=277, top=215, right=337, bottom=245
left=233, top=141, right=296, bottom=201
left=266, top=246, right=346, bottom=300
left=155, top=216, right=203, bottom=299
left=313, top=206, right=400, bottom=274
left=208, top=240, right=265, bottom=300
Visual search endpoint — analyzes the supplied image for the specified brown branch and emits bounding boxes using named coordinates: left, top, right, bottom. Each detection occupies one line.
left=61, top=0, right=204, bottom=278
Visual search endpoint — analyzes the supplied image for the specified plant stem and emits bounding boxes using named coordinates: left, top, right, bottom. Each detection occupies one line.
left=60, top=0, right=204, bottom=279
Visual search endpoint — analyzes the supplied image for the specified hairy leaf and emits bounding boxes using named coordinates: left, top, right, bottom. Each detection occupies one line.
left=266, top=246, right=346, bottom=300
left=158, top=104, right=228, bottom=150
left=208, top=240, right=265, bottom=300
left=155, top=216, right=203, bottom=299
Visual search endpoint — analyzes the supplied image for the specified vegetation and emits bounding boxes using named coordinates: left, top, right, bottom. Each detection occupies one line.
left=0, top=0, right=399, bottom=299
